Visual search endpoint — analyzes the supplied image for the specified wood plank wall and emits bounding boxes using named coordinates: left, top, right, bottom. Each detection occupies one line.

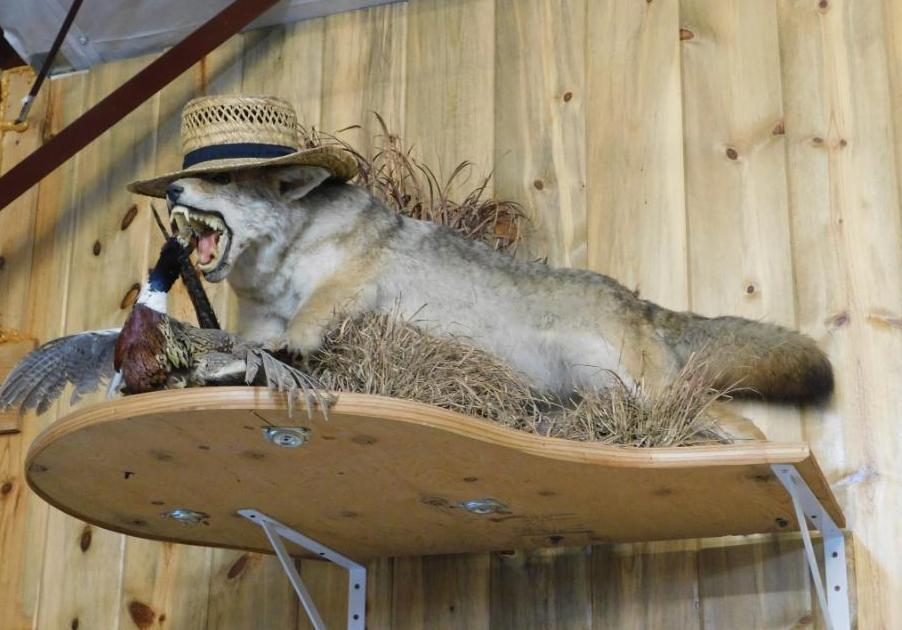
left=0, top=0, right=899, bottom=627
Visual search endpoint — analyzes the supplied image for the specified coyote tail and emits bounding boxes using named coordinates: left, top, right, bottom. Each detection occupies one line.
left=657, top=311, right=834, bottom=404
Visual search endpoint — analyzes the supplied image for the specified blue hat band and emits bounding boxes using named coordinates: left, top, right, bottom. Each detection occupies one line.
left=182, top=142, right=296, bottom=169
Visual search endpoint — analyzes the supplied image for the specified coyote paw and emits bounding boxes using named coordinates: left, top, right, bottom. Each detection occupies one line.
left=262, top=336, right=291, bottom=353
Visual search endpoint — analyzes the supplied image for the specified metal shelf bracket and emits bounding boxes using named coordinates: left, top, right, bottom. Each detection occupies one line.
left=771, top=465, right=850, bottom=630
left=238, top=509, right=366, bottom=630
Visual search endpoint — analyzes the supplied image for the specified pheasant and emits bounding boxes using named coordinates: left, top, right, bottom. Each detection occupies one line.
left=0, top=238, right=325, bottom=416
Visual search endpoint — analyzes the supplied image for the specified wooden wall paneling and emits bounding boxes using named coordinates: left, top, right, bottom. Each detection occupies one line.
left=777, top=1, right=902, bottom=627
left=697, top=536, right=812, bottom=628
left=321, top=3, right=407, bottom=154
left=242, top=18, right=325, bottom=130
left=296, top=561, right=347, bottom=630
left=406, top=0, right=493, bottom=198
left=592, top=542, right=701, bottom=630
left=494, top=0, right=587, bottom=268
left=491, top=547, right=592, bottom=630
left=587, top=0, right=688, bottom=309
left=295, top=557, right=393, bottom=630
left=0, top=68, right=81, bottom=630
left=35, top=54, right=159, bottom=630
left=679, top=0, right=802, bottom=443
left=0, top=68, right=44, bottom=334
left=884, top=0, right=902, bottom=207
left=8, top=72, right=85, bottom=629
left=205, top=551, right=299, bottom=629
left=0, top=340, right=34, bottom=433
left=392, top=553, right=491, bottom=629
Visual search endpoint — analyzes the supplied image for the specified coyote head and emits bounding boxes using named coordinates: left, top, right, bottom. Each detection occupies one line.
left=166, top=165, right=331, bottom=282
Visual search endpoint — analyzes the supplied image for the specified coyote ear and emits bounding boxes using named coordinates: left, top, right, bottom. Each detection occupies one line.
left=277, top=165, right=331, bottom=201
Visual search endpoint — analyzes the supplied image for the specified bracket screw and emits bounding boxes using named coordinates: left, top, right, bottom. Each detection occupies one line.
left=263, top=427, right=310, bottom=448
left=161, top=508, right=208, bottom=524
left=460, top=498, right=509, bottom=515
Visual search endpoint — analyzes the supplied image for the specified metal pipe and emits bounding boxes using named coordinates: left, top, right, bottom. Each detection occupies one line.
left=15, top=0, right=84, bottom=124
left=0, top=0, right=281, bottom=212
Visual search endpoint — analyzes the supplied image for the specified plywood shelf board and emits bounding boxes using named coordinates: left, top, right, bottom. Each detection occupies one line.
left=25, top=387, right=844, bottom=560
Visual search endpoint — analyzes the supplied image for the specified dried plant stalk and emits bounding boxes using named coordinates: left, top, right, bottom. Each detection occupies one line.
left=300, top=113, right=527, bottom=253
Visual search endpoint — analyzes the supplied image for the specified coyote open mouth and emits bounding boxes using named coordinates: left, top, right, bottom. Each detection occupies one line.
left=169, top=205, right=232, bottom=275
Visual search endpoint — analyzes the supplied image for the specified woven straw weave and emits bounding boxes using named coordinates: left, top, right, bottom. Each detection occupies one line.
left=181, top=95, right=299, bottom=151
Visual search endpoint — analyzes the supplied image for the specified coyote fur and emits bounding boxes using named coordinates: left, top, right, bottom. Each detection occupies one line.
left=167, top=165, right=833, bottom=408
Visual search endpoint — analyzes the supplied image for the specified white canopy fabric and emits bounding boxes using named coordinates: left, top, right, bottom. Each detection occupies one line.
left=1, top=0, right=396, bottom=71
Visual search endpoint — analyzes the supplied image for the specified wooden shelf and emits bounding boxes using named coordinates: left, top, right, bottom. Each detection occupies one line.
left=26, top=387, right=844, bottom=560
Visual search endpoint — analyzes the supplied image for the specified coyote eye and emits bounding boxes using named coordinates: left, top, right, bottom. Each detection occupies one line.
left=204, top=172, right=232, bottom=185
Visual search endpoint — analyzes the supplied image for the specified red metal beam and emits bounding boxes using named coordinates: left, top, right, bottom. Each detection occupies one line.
left=0, top=0, right=281, bottom=211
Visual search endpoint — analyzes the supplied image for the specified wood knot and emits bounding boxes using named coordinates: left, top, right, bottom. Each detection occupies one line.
left=227, top=553, right=250, bottom=579
left=128, top=601, right=157, bottom=629
left=825, top=311, right=850, bottom=330
left=725, top=147, right=739, bottom=160
left=562, top=91, right=573, bottom=102
left=121, top=204, right=139, bottom=231
left=70, top=618, right=79, bottom=630
left=420, top=495, right=451, bottom=509
left=818, top=0, right=829, bottom=10
left=0, top=255, right=5, bottom=271
left=92, top=240, right=102, bottom=256
left=120, top=282, right=141, bottom=309
left=533, top=179, right=544, bottom=190
left=679, top=28, right=695, bottom=41
left=79, top=526, right=92, bottom=552
left=745, top=283, right=756, bottom=295
left=0, top=481, right=12, bottom=495
left=772, top=121, right=785, bottom=136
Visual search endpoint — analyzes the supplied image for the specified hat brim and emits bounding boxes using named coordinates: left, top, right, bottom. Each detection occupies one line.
left=127, top=145, right=358, bottom=198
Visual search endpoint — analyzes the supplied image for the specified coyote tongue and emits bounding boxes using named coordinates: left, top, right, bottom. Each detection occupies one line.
left=197, top=232, right=219, bottom=264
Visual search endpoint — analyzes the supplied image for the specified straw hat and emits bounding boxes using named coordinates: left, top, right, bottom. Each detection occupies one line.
left=128, top=95, right=357, bottom=197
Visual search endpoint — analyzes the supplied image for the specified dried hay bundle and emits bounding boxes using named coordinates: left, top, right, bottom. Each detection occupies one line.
left=310, top=312, right=545, bottom=426
left=521, top=356, right=735, bottom=447
left=310, top=313, right=734, bottom=447
left=300, top=114, right=527, bottom=253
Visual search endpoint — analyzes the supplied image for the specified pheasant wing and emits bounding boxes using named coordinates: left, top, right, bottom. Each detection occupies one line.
left=0, top=329, right=120, bottom=416
left=243, top=348, right=332, bottom=418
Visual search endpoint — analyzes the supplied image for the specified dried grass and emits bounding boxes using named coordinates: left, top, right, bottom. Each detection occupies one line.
left=300, top=114, right=527, bottom=253
left=310, top=311, right=544, bottom=426
left=519, top=355, right=735, bottom=447
left=309, top=313, right=734, bottom=447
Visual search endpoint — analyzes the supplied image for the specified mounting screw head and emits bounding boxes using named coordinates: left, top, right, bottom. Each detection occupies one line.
left=77, top=35, right=89, bottom=45
left=263, top=427, right=310, bottom=448
left=460, top=498, right=508, bottom=515
left=162, top=508, right=208, bottom=524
